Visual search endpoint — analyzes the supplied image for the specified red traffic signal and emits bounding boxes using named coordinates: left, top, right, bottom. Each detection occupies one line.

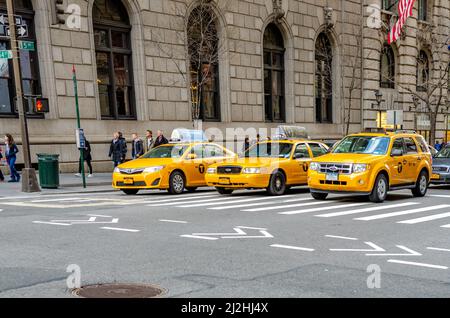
left=34, top=98, right=49, bottom=113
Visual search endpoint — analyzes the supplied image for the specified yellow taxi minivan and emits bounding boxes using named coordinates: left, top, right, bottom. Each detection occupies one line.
left=112, top=130, right=236, bottom=195
left=205, top=126, right=329, bottom=195
left=307, top=130, right=432, bottom=202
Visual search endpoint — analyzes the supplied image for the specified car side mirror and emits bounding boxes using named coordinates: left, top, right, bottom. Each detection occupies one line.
left=391, top=149, right=403, bottom=157
left=186, top=154, right=197, bottom=160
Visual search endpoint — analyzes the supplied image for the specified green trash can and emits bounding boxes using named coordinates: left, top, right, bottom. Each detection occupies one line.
left=37, top=154, right=60, bottom=189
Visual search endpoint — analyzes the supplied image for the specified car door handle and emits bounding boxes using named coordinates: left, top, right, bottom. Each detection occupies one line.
left=416, top=157, right=422, bottom=161
left=403, top=160, right=407, bottom=165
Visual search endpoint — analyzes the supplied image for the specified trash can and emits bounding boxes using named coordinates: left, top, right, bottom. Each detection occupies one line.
left=37, top=154, right=60, bottom=189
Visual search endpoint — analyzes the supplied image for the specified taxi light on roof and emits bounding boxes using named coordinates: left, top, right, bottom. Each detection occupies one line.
left=170, top=129, right=208, bottom=143
left=273, top=125, right=310, bottom=140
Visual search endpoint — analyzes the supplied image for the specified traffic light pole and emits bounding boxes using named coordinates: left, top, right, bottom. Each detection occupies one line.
left=72, top=65, right=86, bottom=188
left=6, top=0, right=40, bottom=192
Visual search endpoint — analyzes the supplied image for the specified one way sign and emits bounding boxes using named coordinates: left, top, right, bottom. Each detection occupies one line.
left=6, top=25, right=28, bottom=38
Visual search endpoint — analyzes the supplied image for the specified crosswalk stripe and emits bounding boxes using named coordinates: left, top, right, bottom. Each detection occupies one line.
left=147, top=196, right=225, bottom=206
left=144, top=194, right=219, bottom=204
left=178, top=196, right=292, bottom=208
left=354, top=205, right=450, bottom=221
left=209, top=198, right=312, bottom=210
left=279, top=202, right=368, bottom=215
left=398, top=211, right=450, bottom=224
left=441, top=224, right=450, bottom=228
left=243, top=200, right=328, bottom=212
left=315, top=202, right=419, bottom=218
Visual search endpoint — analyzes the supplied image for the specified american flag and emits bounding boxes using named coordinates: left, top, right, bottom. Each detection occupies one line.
left=388, top=0, right=416, bottom=44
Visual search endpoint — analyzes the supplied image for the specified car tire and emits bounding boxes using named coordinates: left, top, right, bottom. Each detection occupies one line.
left=186, top=187, right=198, bottom=193
left=369, top=174, right=388, bottom=203
left=311, top=192, right=328, bottom=200
left=216, top=187, right=234, bottom=195
left=168, top=171, right=185, bottom=194
left=412, top=170, right=428, bottom=197
left=266, top=171, right=286, bottom=196
left=122, top=189, right=139, bottom=195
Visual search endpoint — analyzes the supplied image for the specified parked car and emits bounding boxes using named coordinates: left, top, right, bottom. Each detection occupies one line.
left=431, top=145, right=450, bottom=184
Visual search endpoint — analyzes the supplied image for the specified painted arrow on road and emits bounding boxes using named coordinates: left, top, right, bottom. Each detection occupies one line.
left=366, top=245, right=422, bottom=256
left=33, top=216, right=119, bottom=226
left=330, top=242, right=421, bottom=256
left=181, top=226, right=274, bottom=240
left=330, top=242, right=385, bottom=252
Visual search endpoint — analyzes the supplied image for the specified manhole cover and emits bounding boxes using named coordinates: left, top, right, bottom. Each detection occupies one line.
left=73, top=283, right=166, bottom=298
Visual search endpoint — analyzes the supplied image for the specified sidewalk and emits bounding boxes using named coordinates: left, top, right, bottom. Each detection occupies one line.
left=0, top=172, right=114, bottom=197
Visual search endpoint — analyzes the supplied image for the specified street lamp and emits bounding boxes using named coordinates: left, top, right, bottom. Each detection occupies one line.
left=372, top=90, right=383, bottom=128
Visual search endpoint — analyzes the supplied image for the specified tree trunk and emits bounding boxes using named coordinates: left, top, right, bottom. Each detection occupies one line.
left=429, top=111, right=438, bottom=145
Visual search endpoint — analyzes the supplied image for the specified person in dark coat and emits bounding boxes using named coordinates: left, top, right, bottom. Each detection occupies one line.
left=76, top=138, right=93, bottom=177
left=118, top=132, right=127, bottom=163
left=153, top=130, right=169, bottom=148
left=131, top=133, right=144, bottom=159
left=4, top=134, right=20, bottom=182
left=109, top=132, right=127, bottom=167
left=0, top=145, right=4, bottom=182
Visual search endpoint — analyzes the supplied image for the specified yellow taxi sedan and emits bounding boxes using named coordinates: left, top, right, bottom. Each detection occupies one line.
left=205, top=140, right=329, bottom=195
left=113, top=142, right=236, bottom=195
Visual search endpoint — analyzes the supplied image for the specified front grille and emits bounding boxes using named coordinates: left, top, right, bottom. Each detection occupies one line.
left=217, top=166, right=242, bottom=174
left=320, top=180, right=348, bottom=186
left=116, top=181, right=146, bottom=187
left=433, top=166, right=449, bottom=173
left=318, top=163, right=353, bottom=174
left=119, top=168, right=144, bottom=175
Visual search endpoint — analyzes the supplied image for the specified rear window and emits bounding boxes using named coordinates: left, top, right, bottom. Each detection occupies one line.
left=309, top=143, right=328, bottom=157
left=404, top=137, right=418, bottom=154
left=415, top=136, right=430, bottom=154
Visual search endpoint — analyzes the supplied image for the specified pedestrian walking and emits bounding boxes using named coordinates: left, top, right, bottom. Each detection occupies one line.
left=4, top=134, right=20, bottom=183
left=153, top=130, right=169, bottom=148
left=118, top=132, right=127, bottom=163
left=435, top=140, right=442, bottom=151
left=109, top=132, right=127, bottom=168
left=131, top=133, right=144, bottom=159
left=0, top=145, right=4, bottom=182
left=243, top=137, right=250, bottom=153
left=145, top=130, right=154, bottom=152
left=75, top=138, right=93, bottom=177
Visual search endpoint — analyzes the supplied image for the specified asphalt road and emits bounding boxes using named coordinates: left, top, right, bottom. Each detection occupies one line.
left=0, top=185, right=450, bottom=298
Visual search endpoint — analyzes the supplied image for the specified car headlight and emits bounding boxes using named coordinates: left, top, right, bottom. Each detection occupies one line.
left=207, top=167, right=217, bottom=174
left=309, top=162, right=320, bottom=171
left=353, top=164, right=368, bottom=173
left=113, top=167, right=120, bottom=173
left=242, top=167, right=261, bottom=174
left=143, top=166, right=165, bottom=173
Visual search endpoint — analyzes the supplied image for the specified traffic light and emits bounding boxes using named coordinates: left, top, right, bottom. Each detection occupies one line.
left=34, top=98, right=49, bottom=113
left=51, top=0, right=66, bottom=25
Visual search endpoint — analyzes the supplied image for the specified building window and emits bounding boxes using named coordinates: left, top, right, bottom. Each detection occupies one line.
left=418, top=0, right=428, bottom=21
left=0, top=0, right=40, bottom=117
left=93, top=0, right=135, bottom=119
left=417, top=50, right=430, bottom=92
left=315, top=32, right=333, bottom=123
left=187, top=5, right=220, bottom=121
left=382, top=0, right=398, bottom=14
left=380, top=45, right=395, bottom=88
left=263, top=23, right=285, bottom=122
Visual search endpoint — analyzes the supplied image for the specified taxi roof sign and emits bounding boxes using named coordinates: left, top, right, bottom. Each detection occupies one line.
left=273, top=125, right=310, bottom=140
left=170, top=129, right=208, bottom=143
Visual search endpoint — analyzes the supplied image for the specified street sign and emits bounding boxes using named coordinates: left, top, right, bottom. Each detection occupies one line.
left=0, top=14, right=22, bottom=26
left=6, top=25, right=28, bottom=38
left=387, top=110, right=404, bottom=126
left=76, top=128, right=86, bottom=149
left=19, top=40, right=35, bottom=51
left=34, top=97, right=49, bottom=113
left=0, top=50, right=12, bottom=59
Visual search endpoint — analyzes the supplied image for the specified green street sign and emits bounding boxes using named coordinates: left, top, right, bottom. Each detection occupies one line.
left=19, top=41, right=35, bottom=51
left=0, top=50, right=12, bottom=59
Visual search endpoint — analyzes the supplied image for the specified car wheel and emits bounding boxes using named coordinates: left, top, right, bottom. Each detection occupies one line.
left=267, top=171, right=286, bottom=196
left=216, top=187, right=234, bottom=195
left=185, top=187, right=198, bottom=193
left=369, top=174, right=388, bottom=203
left=168, top=171, right=185, bottom=194
left=122, top=189, right=139, bottom=195
left=412, top=170, right=428, bottom=197
left=311, top=192, right=328, bottom=200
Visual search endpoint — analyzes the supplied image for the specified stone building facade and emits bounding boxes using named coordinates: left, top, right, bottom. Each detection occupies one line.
left=0, top=0, right=448, bottom=172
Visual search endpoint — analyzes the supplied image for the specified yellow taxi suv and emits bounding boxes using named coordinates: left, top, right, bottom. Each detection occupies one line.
left=307, top=131, right=432, bottom=203
left=113, top=140, right=236, bottom=195
left=205, top=140, right=329, bottom=196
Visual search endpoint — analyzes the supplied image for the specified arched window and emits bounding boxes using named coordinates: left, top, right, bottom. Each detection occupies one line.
left=187, top=5, right=220, bottom=121
left=263, top=23, right=285, bottom=122
left=380, top=45, right=395, bottom=88
left=0, top=0, right=40, bottom=116
left=417, top=50, right=430, bottom=92
left=93, top=0, right=135, bottom=119
left=315, top=32, right=333, bottom=123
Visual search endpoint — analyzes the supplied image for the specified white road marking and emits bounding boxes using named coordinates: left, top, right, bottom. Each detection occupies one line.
left=441, top=224, right=450, bottom=228
left=147, top=197, right=228, bottom=207
left=236, top=226, right=268, bottom=230
left=429, top=195, right=450, bottom=198
left=32, top=221, right=71, bottom=226
left=192, top=228, right=247, bottom=236
left=31, top=197, right=84, bottom=203
left=325, top=235, right=358, bottom=241
left=144, top=194, right=219, bottom=204
left=366, top=245, right=422, bottom=256
left=180, top=234, right=218, bottom=240
left=51, top=217, right=97, bottom=223
left=398, top=211, right=450, bottom=224
left=243, top=200, right=329, bottom=212
left=178, top=196, right=293, bottom=208
left=88, top=214, right=113, bottom=218
left=270, top=244, right=315, bottom=252
left=280, top=203, right=367, bottom=215
left=330, top=242, right=385, bottom=252
left=159, top=219, right=188, bottom=224
left=387, top=259, right=448, bottom=270
left=315, top=202, right=419, bottom=218
left=208, top=198, right=312, bottom=210
left=354, top=205, right=450, bottom=221
left=426, top=247, right=450, bottom=252
left=100, top=227, right=140, bottom=233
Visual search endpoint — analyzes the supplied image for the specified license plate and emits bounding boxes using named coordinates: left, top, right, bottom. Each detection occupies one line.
left=219, top=177, right=231, bottom=185
left=326, top=172, right=339, bottom=181
left=123, top=178, right=134, bottom=185
left=432, top=173, right=440, bottom=180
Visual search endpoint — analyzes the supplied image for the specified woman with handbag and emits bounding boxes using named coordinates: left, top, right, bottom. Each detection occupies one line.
left=4, top=134, right=20, bottom=183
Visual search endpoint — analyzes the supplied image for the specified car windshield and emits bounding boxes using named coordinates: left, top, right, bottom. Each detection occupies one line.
left=244, top=142, right=293, bottom=158
left=435, top=147, right=450, bottom=158
left=332, top=136, right=390, bottom=155
left=141, top=145, right=188, bottom=159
